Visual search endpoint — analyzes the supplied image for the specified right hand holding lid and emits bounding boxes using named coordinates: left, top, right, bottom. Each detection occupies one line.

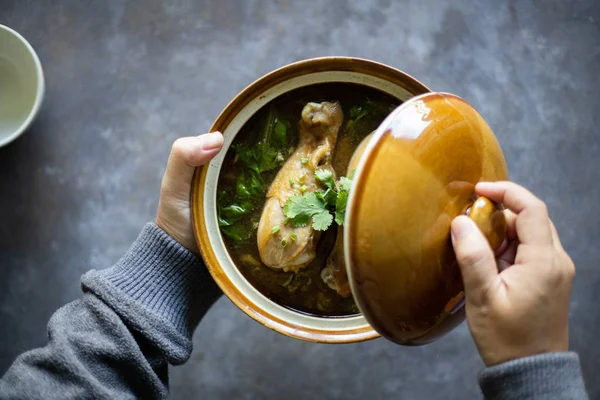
left=451, top=181, right=575, bottom=366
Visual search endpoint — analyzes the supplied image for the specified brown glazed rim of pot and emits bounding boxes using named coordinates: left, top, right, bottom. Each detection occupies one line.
left=191, top=56, right=431, bottom=343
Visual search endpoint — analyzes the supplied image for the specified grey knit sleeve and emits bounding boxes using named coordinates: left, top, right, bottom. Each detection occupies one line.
left=478, top=352, right=588, bottom=400
left=0, top=223, right=221, bottom=399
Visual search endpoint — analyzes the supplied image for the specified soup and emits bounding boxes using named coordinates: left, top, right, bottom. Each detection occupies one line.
left=217, top=83, right=400, bottom=316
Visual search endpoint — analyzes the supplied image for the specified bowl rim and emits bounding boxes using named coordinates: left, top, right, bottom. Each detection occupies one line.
left=0, top=24, right=45, bottom=148
left=191, top=56, right=430, bottom=343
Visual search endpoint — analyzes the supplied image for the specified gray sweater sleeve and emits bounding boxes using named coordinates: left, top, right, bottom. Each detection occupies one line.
left=0, top=224, right=590, bottom=400
left=479, top=352, right=589, bottom=399
left=0, top=223, right=221, bottom=400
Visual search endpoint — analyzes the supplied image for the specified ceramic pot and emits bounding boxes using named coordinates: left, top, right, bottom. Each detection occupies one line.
left=191, top=57, right=430, bottom=343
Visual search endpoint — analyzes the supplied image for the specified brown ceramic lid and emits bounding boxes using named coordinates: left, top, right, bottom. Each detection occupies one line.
left=344, top=92, right=508, bottom=345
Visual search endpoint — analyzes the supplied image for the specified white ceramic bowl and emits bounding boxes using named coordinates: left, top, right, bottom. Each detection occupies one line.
left=0, top=25, right=45, bottom=147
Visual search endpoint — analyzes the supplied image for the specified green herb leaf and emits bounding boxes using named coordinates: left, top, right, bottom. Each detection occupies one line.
left=291, top=213, right=310, bottom=227
left=315, top=169, right=335, bottom=190
left=271, top=225, right=280, bottom=233
left=219, top=107, right=294, bottom=244
left=348, top=105, right=368, bottom=122
left=218, top=204, right=247, bottom=226
left=239, top=254, right=261, bottom=268
left=282, top=274, right=294, bottom=288
left=283, top=192, right=331, bottom=230
left=296, top=273, right=312, bottom=291
left=283, top=193, right=320, bottom=218
left=300, top=157, right=309, bottom=164
left=312, top=210, right=333, bottom=231
left=339, top=176, right=353, bottom=193
left=345, top=99, right=398, bottom=139
left=282, top=195, right=312, bottom=227
left=273, top=119, right=289, bottom=148
left=334, top=170, right=355, bottom=225
left=282, top=272, right=312, bottom=293
left=236, top=170, right=267, bottom=201
left=235, top=180, right=251, bottom=199
left=318, top=188, right=338, bottom=207
left=335, top=190, right=349, bottom=225
left=220, top=224, right=253, bottom=241
left=236, top=138, right=284, bottom=175
left=282, top=170, right=355, bottom=231
left=260, top=107, right=276, bottom=142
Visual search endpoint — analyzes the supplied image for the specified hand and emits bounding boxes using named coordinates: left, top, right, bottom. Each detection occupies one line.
left=156, top=132, right=224, bottom=254
left=451, top=181, right=575, bottom=366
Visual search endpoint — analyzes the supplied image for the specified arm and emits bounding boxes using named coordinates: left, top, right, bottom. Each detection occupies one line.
left=478, top=353, right=587, bottom=400
left=0, top=133, right=224, bottom=399
left=451, top=181, right=588, bottom=400
left=1, top=224, right=219, bottom=399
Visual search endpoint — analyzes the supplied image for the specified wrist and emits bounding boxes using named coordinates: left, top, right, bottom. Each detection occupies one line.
left=480, top=336, right=570, bottom=367
left=84, top=223, right=221, bottom=339
left=155, top=214, right=199, bottom=255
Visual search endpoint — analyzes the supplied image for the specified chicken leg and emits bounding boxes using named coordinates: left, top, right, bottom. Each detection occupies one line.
left=257, top=102, right=343, bottom=271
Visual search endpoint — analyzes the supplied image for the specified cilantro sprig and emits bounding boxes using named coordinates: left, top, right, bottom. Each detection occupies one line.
left=283, top=169, right=355, bottom=231
left=284, top=192, right=333, bottom=231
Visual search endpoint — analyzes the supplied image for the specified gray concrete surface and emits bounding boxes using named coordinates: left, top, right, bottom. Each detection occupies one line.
left=1, top=0, right=599, bottom=398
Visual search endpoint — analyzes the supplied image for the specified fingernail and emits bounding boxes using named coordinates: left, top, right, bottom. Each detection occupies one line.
left=451, top=216, right=474, bottom=242
left=200, top=132, right=223, bottom=151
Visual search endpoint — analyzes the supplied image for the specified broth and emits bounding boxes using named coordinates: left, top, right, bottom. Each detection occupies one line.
left=217, top=83, right=400, bottom=316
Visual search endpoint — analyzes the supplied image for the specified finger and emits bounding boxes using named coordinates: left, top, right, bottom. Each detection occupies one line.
left=497, top=239, right=518, bottom=272
left=451, top=216, right=499, bottom=300
left=476, top=181, right=552, bottom=246
left=549, top=219, right=566, bottom=253
left=162, top=132, right=224, bottom=199
left=476, top=181, right=543, bottom=214
left=494, top=238, right=508, bottom=256
left=492, top=209, right=516, bottom=255
left=547, top=219, right=574, bottom=279
left=504, top=209, right=517, bottom=240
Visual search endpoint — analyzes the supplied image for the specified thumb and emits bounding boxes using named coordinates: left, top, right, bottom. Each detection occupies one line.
left=161, top=132, right=224, bottom=200
left=451, top=216, right=498, bottom=299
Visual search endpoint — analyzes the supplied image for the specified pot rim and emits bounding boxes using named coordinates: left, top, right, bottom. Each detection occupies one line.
left=191, top=56, right=430, bottom=343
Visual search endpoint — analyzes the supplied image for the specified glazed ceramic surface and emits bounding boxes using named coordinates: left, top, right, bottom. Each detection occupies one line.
left=191, top=57, right=430, bottom=343
left=0, top=25, right=44, bottom=147
left=345, top=92, right=508, bottom=345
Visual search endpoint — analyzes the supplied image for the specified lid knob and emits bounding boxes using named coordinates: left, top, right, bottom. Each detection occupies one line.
left=466, top=196, right=506, bottom=251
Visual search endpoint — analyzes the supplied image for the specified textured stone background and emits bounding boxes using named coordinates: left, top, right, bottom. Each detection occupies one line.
left=1, top=0, right=599, bottom=398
